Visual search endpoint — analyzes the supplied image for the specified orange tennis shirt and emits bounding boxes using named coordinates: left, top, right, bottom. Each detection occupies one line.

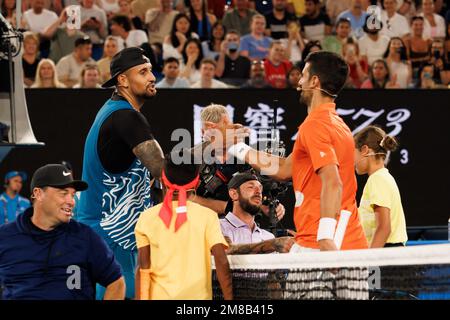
left=291, top=103, right=368, bottom=250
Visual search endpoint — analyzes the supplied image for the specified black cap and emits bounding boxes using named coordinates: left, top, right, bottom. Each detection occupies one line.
left=30, top=164, right=88, bottom=192
left=228, top=172, right=259, bottom=190
left=102, top=47, right=150, bottom=88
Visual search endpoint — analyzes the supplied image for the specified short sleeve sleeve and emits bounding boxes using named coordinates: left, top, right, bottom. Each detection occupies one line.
left=206, top=213, right=229, bottom=250
left=366, top=175, right=393, bottom=210
left=135, top=214, right=150, bottom=249
left=300, top=120, right=338, bottom=172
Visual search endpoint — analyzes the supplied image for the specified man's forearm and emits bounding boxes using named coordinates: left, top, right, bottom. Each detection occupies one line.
left=103, top=277, right=126, bottom=300
left=245, top=149, right=290, bottom=181
left=227, top=239, right=281, bottom=254
left=318, top=180, right=342, bottom=251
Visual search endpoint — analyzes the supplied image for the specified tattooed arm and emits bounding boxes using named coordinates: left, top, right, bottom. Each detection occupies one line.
left=133, top=139, right=165, bottom=179
left=226, top=237, right=295, bottom=255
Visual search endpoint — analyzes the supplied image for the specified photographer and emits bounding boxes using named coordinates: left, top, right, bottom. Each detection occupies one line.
left=191, top=104, right=286, bottom=224
left=222, top=172, right=294, bottom=254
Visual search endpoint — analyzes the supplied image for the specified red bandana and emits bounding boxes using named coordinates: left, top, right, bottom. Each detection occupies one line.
left=159, top=170, right=200, bottom=232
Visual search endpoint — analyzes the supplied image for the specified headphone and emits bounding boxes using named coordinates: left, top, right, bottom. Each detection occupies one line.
left=356, top=152, right=388, bottom=164
left=297, top=86, right=338, bottom=98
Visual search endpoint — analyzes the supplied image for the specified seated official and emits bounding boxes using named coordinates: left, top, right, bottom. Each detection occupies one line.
left=221, top=172, right=294, bottom=254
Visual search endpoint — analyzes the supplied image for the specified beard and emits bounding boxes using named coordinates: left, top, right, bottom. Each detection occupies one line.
left=298, top=90, right=312, bottom=108
left=238, top=196, right=261, bottom=216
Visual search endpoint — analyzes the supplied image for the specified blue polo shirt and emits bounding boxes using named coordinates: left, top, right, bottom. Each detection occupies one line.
left=0, top=192, right=30, bottom=225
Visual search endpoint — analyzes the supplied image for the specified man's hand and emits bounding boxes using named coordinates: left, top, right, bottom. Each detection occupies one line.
left=260, top=203, right=286, bottom=221
left=272, top=237, right=295, bottom=253
left=203, top=122, right=250, bottom=150
left=318, top=239, right=338, bottom=251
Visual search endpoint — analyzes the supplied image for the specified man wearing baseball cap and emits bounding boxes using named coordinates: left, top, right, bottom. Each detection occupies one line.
left=221, top=172, right=294, bottom=255
left=0, top=164, right=125, bottom=300
left=0, top=171, right=30, bottom=225
left=77, top=47, right=164, bottom=299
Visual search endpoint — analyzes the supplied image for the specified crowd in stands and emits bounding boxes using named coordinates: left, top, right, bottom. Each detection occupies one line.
left=3, top=0, right=450, bottom=89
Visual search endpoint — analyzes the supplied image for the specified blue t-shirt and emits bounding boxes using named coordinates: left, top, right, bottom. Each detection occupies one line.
left=0, top=193, right=30, bottom=225
left=239, top=34, right=273, bottom=60
left=337, top=10, right=368, bottom=39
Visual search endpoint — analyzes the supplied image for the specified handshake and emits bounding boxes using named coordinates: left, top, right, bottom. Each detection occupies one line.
left=203, top=122, right=252, bottom=159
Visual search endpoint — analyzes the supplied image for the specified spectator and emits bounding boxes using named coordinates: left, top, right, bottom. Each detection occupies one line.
left=119, top=0, right=144, bottom=30
left=31, top=58, right=66, bottom=88
left=380, top=0, right=410, bottom=39
left=405, top=16, right=432, bottom=75
left=44, top=8, right=88, bottom=64
left=299, top=0, right=332, bottom=42
left=326, top=0, right=352, bottom=25
left=286, top=65, right=302, bottom=88
left=322, top=18, right=353, bottom=56
left=416, top=63, right=441, bottom=88
left=360, top=59, right=400, bottom=88
left=420, top=0, right=446, bottom=40
left=22, top=0, right=58, bottom=35
left=265, top=0, right=297, bottom=40
left=180, top=37, right=204, bottom=84
left=156, top=57, right=191, bottom=87
left=281, top=19, right=304, bottom=64
left=110, top=15, right=148, bottom=49
left=97, top=36, right=119, bottom=83
left=429, top=39, right=450, bottom=85
left=146, top=0, right=179, bottom=45
left=221, top=172, right=293, bottom=254
left=96, top=0, right=120, bottom=19
left=287, top=0, right=306, bottom=18
left=222, top=0, right=257, bottom=37
left=242, top=59, right=272, bottom=88
left=202, top=21, right=226, bottom=59
left=301, top=39, right=321, bottom=61
left=163, top=13, right=198, bottom=61
left=188, top=0, right=217, bottom=41
left=191, top=58, right=228, bottom=88
left=0, top=171, right=30, bottom=226
left=240, top=14, right=273, bottom=60
left=446, top=22, right=450, bottom=63
left=1, top=0, right=17, bottom=27
left=56, top=36, right=96, bottom=88
left=207, top=0, right=227, bottom=19
left=342, top=41, right=368, bottom=87
left=384, top=37, right=412, bottom=88
left=215, top=30, right=252, bottom=86
left=131, top=0, right=159, bottom=20
left=336, top=0, right=368, bottom=39
left=73, top=64, right=102, bottom=88
left=359, top=16, right=390, bottom=65
left=249, top=0, right=273, bottom=14
left=22, top=32, right=41, bottom=87
left=80, top=0, right=108, bottom=60
left=263, top=40, right=293, bottom=88
left=397, top=0, right=417, bottom=21
left=0, top=164, right=126, bottom=300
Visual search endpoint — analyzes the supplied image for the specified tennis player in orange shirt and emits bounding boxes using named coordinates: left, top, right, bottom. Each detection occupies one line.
left=228, top=51, right=368, bottom=251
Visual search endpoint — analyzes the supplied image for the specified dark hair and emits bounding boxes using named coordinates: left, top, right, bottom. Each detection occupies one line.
left=301, top=40, right=322, bottom=61
left=1, top=0, right=15, bottom=17
left=286, top=65, right=302, bottom=89
left=383, top=37, right=408, bottom=61
left=226, top=29, right=240, bottom=37
left=336, top=17, right=351, bottom=29
left=189, top=0, right=210, bottom=41
left=207, top=21, right=226, bottom=51
left=182, top=38, right=204, bottom=69
left=111, top=15, right=132, bottom=32
left=416, top=63, right=438, bottom=87
left=368, top=59, right=390, bottom=89
left=411, top=15, right=425, bottom=24
left=354, top=126, right=398, bottom=160
left=164, top=152, right=200, bottom=186
left=304, top=51, right=349, bottom=97
left=164, top=57, right=180, bottom=65
left=200, top=58, right=216, bottom=68
left=74, top=36, right=92, bottom=48
left=170, top=13, right=191, bottom=48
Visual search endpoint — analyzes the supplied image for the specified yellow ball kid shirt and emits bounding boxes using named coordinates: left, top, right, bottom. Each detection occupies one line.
left=135, top=200, right=228, bottom=300
left=359, top=168, right=408, bottom=245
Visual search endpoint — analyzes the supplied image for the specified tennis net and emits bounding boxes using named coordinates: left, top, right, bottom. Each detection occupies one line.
left=212, top=243, right=450, bottom=300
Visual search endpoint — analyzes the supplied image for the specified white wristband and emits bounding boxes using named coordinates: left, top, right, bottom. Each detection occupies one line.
left=317, top=217, right=337, bottom=241
left=227, top=142, right=251, bottom=162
